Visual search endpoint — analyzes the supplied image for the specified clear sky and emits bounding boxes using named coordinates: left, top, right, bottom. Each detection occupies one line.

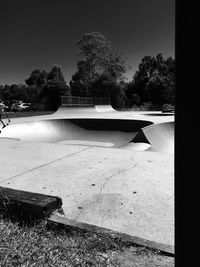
left=0, top=0, right=175, bottom=85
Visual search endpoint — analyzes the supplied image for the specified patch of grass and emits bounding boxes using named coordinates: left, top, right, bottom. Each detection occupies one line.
left=0, top=213, right=174, bottom=267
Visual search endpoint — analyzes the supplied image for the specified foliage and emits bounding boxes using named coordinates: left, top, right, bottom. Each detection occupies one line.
left=71, top=32, right=128, bottom=90
left=39, top=65, right=71, bottom=110
left=0, top=85, right=3, bottom=99
left=145, top=73, right=175, bottom=108
left=46, top=65, right=66, bottom=82
left=25, top=69, right=48, bottom=87
left=0, top=65, right=71, bottom=111
left=125, top=54, right=175, bottom=109
left=88, top=73, right=119, bottom=97
left=0, top=84, right=38, bottom=104
left=88, top=73, right=128, bottom=109
left=70, top=32, right=129, bottom=108
left=1, top=45, right=175, bottom=111
left=69, top=60, right=91, bottom=96
left=76, top=32, right=111, bottom=80
left=103, top=51, right=128, bottom=81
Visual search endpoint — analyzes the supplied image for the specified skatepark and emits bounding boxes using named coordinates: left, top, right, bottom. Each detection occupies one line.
left=0, top=104, right=174, bottom=253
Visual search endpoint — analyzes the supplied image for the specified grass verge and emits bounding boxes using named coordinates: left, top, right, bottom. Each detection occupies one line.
left=0, top=213, right=174, bottom=267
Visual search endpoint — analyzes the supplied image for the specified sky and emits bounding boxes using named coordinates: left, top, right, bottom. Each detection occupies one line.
left=0, top=0, right=175, bottom=85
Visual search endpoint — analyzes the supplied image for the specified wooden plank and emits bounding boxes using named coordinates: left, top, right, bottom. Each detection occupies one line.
left=0, top=187, right=62, bottom=219
left=48, top=212, right=174, bottom=256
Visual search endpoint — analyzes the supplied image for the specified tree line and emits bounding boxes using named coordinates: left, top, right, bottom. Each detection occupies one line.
left=0, top=32, right=175, bottom=111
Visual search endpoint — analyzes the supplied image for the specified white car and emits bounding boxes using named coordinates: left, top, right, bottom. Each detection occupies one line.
left=11, top=103, right=31, bottom=112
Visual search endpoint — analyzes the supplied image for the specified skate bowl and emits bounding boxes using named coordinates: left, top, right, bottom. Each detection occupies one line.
left=0, top=118, right=152, bottom=148
left=0, top=118, right=174, bottom=154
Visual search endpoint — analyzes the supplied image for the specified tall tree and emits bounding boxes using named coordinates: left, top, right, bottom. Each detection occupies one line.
left=76, top=32, right=111, bottom=80
left=73, top=32, right=128, bottom=87
left=40, top=65, right=71, bottom=110
left=70, top=32, right=129, bottom=106
left=69, top=60, right=91, bottom=96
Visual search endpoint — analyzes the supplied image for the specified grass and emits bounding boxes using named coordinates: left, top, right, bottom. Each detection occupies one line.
left=0, top=212, right=174, bottom=267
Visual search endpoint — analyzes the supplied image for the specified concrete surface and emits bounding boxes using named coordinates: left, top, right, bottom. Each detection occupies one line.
left=0, top=107, right=174, bottom=246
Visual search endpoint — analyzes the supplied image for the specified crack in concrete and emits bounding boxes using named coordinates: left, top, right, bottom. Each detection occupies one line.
left=74, top=163, right=137, bottom=221
left=0, top=147, right=91, bottom=184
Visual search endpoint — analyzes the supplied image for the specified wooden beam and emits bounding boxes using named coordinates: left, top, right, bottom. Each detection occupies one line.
left=0, top=187, right=62, bottom=220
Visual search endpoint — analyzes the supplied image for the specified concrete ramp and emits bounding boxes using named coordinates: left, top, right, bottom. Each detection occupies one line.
left=0, top=118, right=152, bottom=148
left=141, top=122, right=174, bottom=154
left=54, top=105, right=115, bottom=116
left=94, top=105, right=115, bottom=112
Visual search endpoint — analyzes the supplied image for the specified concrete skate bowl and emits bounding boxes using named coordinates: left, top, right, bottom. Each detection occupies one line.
left=0, top=118, right=153, bottom=148
left=0, top=119, right=174, bottom=153
left=54, top=105, right=115, bottom=115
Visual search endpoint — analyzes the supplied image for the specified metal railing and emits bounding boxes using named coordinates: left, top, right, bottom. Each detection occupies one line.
left=61, top=96, right=110, bottom=106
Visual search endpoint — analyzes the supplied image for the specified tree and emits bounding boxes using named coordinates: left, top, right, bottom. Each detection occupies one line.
left=40, top=65, right=71, bottom=110
left=124, top=81, right=141, bottom=107
left=69, top=60, right=91, bottom=96
left=76, top=32, right=111, bottom=80
left=144, top=55, right=175, bottom=107
left=71, top=32, right=128, bottom=95
left=0, top=85, right=3, bottom=99
left=70, top=32, right=131, bottom=108
left=88, top=73, right=127, bottom=109
left=126, top=54, right=175, bottom=108
left=144, top=74, right=166, bottom=108
left=102, top=51, right=128, bottom=81
left=46, top=65, right=66, bottom=81
left=25, top=69, right=48, bottom=90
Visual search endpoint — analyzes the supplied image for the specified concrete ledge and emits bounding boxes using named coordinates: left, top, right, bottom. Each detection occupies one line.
left=47, top=212, right=174, bottom=256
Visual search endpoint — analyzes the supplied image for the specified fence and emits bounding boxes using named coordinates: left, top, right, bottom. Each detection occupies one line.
left=61, top=96, right=110, bottom=106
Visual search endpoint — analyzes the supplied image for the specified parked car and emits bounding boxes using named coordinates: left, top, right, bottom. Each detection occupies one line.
left=161, top=104, right=175, bottom=113
left=11, top=103, right=32, bottom=112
